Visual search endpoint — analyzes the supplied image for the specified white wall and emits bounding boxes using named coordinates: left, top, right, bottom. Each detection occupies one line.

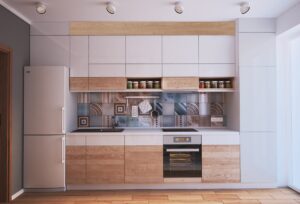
left=277, top=3, right=300, bottom=35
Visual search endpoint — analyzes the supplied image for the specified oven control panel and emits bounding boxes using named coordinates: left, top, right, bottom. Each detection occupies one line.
left=174, top=137, right=191, bottom=143
left=164, top=135, right=202, bottom=145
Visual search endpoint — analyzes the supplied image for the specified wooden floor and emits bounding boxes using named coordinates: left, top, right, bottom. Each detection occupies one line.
left=10, top=188, right=300, bottom=204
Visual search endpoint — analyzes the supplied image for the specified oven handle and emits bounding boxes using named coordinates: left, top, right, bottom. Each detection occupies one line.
left=166, top=148, right=200, bottom=152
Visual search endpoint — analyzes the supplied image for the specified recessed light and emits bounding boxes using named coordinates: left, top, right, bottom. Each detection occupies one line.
left=174, top=2, right=184, bottom=14
left=36, top=2, right=47, bottom=15
left=240, top=2, right=250, bottom=14
left=106, top=2, right=116, bottom=14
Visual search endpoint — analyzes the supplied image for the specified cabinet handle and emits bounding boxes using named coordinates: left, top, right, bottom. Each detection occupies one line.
left=61, top=107, right=65, bottom=133
left=61, top=137, right=65, bottom=164
left=166, top=148, right=199, bottom=152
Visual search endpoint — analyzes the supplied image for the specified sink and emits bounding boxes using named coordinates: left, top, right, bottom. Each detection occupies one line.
left=72, top=128, right=124, bottom=133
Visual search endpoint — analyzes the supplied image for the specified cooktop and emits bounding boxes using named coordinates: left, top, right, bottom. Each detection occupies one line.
left=162, top=128, right=198, bottom=132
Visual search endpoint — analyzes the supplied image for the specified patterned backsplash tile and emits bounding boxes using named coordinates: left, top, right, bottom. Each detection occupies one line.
left=77, top=92, right=225, bottom=128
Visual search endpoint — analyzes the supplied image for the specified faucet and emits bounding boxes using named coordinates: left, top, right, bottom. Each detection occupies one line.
left=111, top=116, right=119, bottom=129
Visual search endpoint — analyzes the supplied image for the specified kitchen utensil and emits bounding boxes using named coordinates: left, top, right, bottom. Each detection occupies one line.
left=138, top=100, right=152, bottom=114
left=151, top=99, right=159, bottom=118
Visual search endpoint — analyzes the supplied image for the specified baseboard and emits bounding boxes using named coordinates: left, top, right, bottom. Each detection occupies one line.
left=11, top=189, right=24, bottom=200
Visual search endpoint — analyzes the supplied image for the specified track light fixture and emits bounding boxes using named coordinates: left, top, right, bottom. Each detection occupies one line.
left=36, top=2, right=47, bottom=15
left=174, top=2, right=184, bottom=14
left=240, top=2, right=250, bottom=14
left=106, top=2, right=116, bottom=14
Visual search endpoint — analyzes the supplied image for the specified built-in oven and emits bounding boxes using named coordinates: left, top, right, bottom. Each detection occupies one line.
left=163, top=135, right=202, bottom=178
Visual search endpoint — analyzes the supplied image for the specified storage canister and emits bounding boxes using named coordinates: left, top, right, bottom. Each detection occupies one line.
left=133, top=81, right=139, bottom=89
left=204, top=81, right=211, bottom=88
left=225, top=80, right=232, bottom=88
left=218, top=81, right=225, bottom=88
left=211, top=81, right=218, bottom=88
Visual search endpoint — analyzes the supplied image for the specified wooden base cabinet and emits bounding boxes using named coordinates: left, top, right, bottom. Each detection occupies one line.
left=66, top=146, right=86, bottom=184
left=125, top=146, right=163, bottom=184
left=86, top=146, right=125, bottom=184
left=202, top=145, right=240, bottom=183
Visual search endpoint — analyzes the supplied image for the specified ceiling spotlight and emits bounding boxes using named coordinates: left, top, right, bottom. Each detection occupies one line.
left=36, top=2, right=47, bottom=15
left=106, top=2, right=116, bottom=14
left=240, top=2, right=250, bottom=14
left=174, top=2, right=184, bottom=14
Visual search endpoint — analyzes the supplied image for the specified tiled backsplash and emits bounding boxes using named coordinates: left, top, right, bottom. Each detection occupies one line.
left=77, top=92, right=225, bottom=128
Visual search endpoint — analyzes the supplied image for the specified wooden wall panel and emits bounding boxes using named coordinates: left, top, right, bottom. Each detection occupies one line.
left=86, top=146, right=125, bottom=184
left=125, top=146, right=163, bottom=184
left=69, top=77, right=89, bottom=92
left=70, top=21, right=236, bottom=36
left=89, top=77, right=126, bottom=91
left=66, top=146, right=86, bottom=184
left=202, top=145, right=240, bottom=183
left=162, top=77, right=199, bottom=90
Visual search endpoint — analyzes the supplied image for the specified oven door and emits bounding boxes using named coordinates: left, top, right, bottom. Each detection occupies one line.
left=163, top=144, right=202, bottom=178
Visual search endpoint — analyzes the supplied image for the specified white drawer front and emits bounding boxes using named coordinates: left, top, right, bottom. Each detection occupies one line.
left=202, top=132, right=240, bottom=145
left=125, top=135, right=163, bottom=146
left=86, top=135, right=124, bottom=146
left=66, top=135, right=86, bottom=146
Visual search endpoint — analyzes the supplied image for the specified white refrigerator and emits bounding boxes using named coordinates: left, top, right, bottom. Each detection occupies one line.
left=24, top=66, right=76, bottom=190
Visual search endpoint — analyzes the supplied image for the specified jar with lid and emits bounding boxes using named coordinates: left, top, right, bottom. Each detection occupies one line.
left=199, top=81, right=205, bottom=89
left=127, top=81, right=133, bottom=89
left=139, top=81, right=146, bottom=89
left=225, top=80, right=232, bottom=88
left=146, top=81, right=153, bottom=89
left=211, top=81, right=218, bottom=88
left=204, top=81, right=211, bottom=88
left=133, top=81, right=139, bottom=89
left=154, top=81, right=161, bottom=89
left=218, top=81, right=225, bottom=88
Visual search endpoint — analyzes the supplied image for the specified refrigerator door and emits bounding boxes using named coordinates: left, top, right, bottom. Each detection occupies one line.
left=24, top=66, right=66, bottom=135
left=24, top=135, right=65, bottom=189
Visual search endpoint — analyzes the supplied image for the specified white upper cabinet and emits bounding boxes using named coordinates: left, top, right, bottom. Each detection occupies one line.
left=162, top=36, right=198, bottom=63
left=198, top=64, right=235, bottom=77
left=240, top=67, right=276, bottom=132
left=163, top=64, right=198, bottom=77
left=198, top=36, right=235, bottom=64
left=30, top=36, right=69, bottom=66
left=126, top=64, right=162, bottom=78
left=89, top=64, right=125, bottom=77
left=70, top=36, right=88, bottom=77
left=89, top=36, right=125, bottom=64
left=126, top=36, right=162, bottom=63
left=239, top=33, right=276, bottom=67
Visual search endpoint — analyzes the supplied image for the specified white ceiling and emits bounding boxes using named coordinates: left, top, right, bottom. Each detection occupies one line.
left=2, top=0, right=300, bottom=22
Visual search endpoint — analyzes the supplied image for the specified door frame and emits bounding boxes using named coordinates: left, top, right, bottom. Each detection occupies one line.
left=0, top=44, right=12, bottom=202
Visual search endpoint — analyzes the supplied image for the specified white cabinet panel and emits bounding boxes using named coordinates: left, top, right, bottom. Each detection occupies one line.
left=30, top=36, right=69, bottom=66
left=89, top=64, right=125, bottom=77
left=126, top=64, right=162, bottom=77
left=199, top=36, right=235, bottom=63
left=239, top=33, right=276, bottom=67
left=163, top=36, right=198, bottom=63
left=86, top=134, right=124, bottom=146
left=198, top=64, right=235, bottom=77
left=30, top=22, right=69, bottom=35
left=240, top=67, right=276, bottom=132
left=202, top=132, right=240, bottom=145
left=126, top=36, right=162, bottom=63
left=163, top=64, right=198, bottom=77
left=89, top=36, right=125, bottom=63
left=240, top=132, right=277, bottom=183
left=70, top=36, right=88, bottom=77
left=125, top=135, right=163, bottom=146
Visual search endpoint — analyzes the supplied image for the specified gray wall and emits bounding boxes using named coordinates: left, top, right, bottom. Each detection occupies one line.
left=0, top=5, right=30, bottom=195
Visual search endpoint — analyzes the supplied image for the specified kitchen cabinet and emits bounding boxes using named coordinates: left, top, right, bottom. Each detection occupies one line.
left=198, top=36, right=235, bottom=64
left=162, top=77, right=199, bottom=90
left=162, top=36, right=198, bottom=63
left=239, top=33, right=276, bottom=67
left=89, top=36, right=125, bottom=63
left=240, top=67, right=276, bottom=132
left=69, top=77, right=89, bottom=92
left=125, top=146, right=163, bottom=184
left=30, top=36, right=69, bottom=66
left=86, top=135, right=125, bottom=184
left=89, top=77, right=126, bottom=91
left=70, top=36, right=89, bottom=77
left=126, top=64, right=162, bottom=78
left=202, top=145, right=240, bottom=183
left=163, top=64, right=198, bottom=77
left=126, top=36, right=162, bottom=63
left=89, top=64, right=126, bottom=77
left=66, top=135, right=86, bottom=185
left=198, top=64, right=235, bottom=77
left=240, top=132, right=276, bottom=183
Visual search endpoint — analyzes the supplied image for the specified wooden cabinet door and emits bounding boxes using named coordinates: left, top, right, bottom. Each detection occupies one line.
left=66, top=146, right=86, bottom=184
left=125, top=146, right=163, bottom=184
left=162, top=77, right=199, bottom=90
left=202, top=145, right=240, bottom=183
left=69, top=77, right=89, bottom=92
left=86, top=146, right=125, bottom=184
left=89, top=77, right=126, bottom=91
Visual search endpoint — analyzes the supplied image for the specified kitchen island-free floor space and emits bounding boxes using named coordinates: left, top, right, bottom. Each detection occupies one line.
left=12, top=188, right=300, bottom=204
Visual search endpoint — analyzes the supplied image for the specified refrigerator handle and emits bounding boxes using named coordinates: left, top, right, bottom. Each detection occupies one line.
left=61, top=107, right=65, bottom=134
left=61, top=137, right=65, bottom=164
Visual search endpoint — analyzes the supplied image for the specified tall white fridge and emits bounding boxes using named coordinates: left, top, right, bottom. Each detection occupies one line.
left=24, top=66, right=76, bottom=190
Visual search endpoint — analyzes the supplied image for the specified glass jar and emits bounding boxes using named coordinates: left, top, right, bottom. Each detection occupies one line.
left=225, top=80, right=232, bottom=88
left=211, top=81, right=218, bottom=88
left=139, top=81, right=146, bottom=89
left=127, top=81, right=133, bottom=89
left=154, top=81, right=161, bottom=89
left=199, top=81, right=205, bottom=89
left=133, top=81, right=139, bottom=89
left=218, top=81, right=224, bottom=88
left=146, top=81, right=153, bottom=89
left=204, top=81, right=211, bottom=88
